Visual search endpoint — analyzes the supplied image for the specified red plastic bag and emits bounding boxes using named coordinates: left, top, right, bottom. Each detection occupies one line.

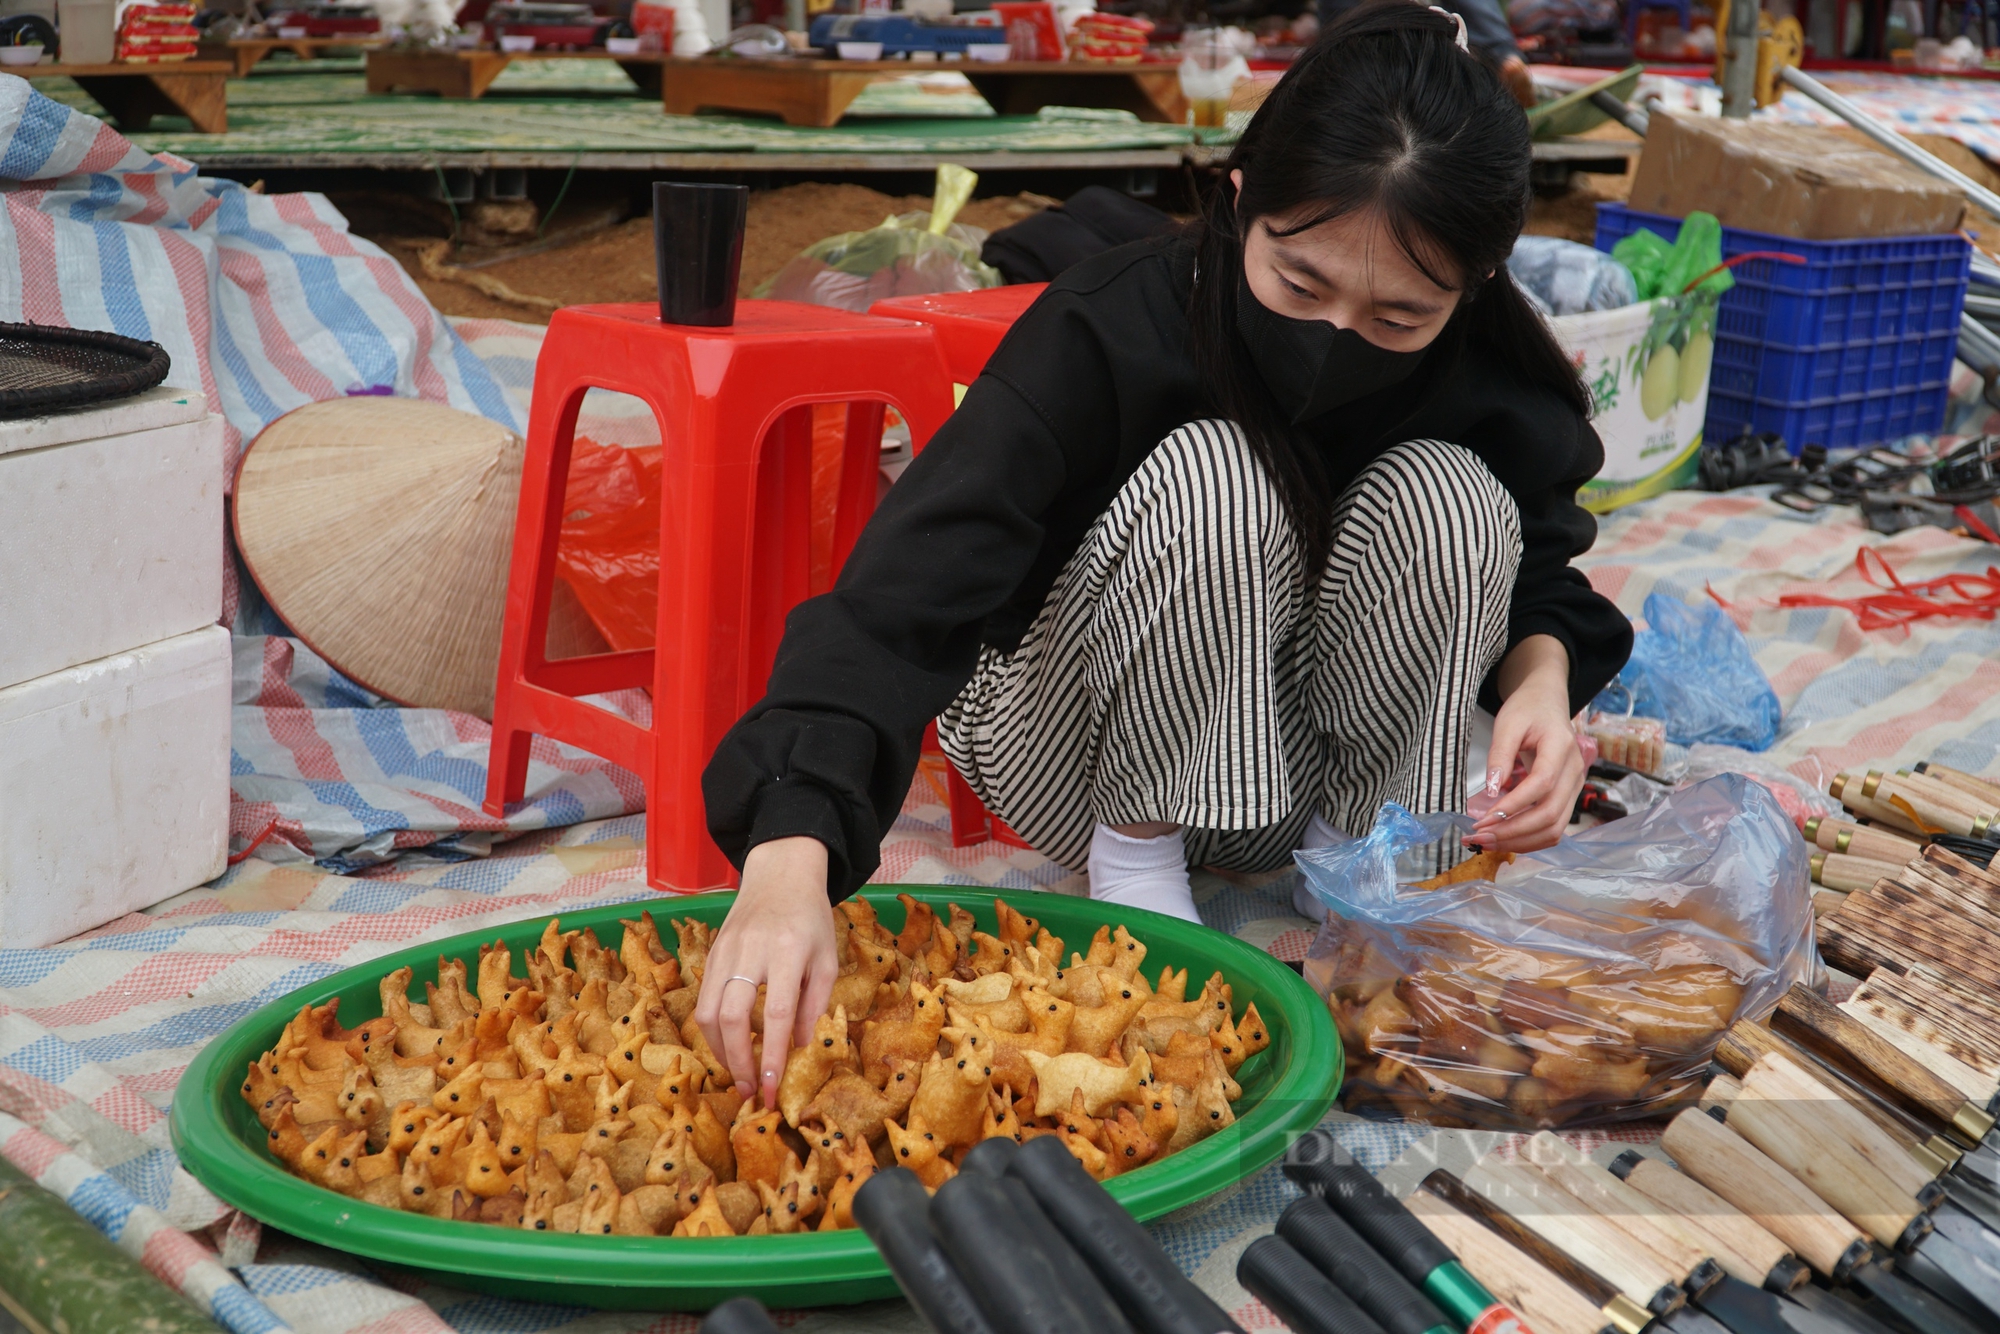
left=554, top=437, right=663, bottom=653
left=552, top=409, right=853, bottom=653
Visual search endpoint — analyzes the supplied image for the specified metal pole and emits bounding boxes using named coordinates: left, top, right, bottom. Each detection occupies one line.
left=1588, top=89, right=1650, bottom=137
left=1779, top=65, right=2000, bottom=222
left=1721, top=0, right=1761, bottom=118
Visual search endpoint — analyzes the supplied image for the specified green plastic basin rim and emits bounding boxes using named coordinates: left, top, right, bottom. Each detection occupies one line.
left=170, top=886, right=1342, bottom=1310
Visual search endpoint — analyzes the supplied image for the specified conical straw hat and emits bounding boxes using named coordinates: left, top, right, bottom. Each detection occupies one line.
left=234, top=397, right=603, bottom=720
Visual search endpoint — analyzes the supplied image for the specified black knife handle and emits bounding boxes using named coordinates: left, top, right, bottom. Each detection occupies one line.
left=931, top=1171, right=1108, bottom=1334
left=853, top=1169, right=1001, bottom=1334
left=1239, top=1235, right=1390, bottom=1334
left=1009, top=1134, right=1246, bottom=1334
left=959, top=1136, right=1018, bottom=1180
left=700, top=1298, right=782, bottom=1334
left=1277, top=1196, right=1451, bottom=1334
left=1285, top=1137, right=1456, bottom=1283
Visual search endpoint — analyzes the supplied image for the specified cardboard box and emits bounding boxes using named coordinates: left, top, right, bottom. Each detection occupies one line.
left=1628, top=112, right=1966, bottom=241
left=0, top=625, right=230, bottom=948
left=0, top=387, right=223, bottom=691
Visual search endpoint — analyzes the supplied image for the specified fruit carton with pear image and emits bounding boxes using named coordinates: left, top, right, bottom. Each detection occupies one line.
left=1552, top=285, right=1717, bottom=514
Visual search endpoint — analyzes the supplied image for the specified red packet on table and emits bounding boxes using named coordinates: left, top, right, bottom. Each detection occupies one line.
left=993, top=2, right=1064, bottom=60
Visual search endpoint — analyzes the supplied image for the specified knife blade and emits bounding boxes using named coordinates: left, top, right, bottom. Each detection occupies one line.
left=1845, top=1257, right=1986, bottom=1334
left=1785, top=1283, right=1906, bottom=1334
left=1931, top=1196, right=2000, bottom=1267
left=1661, top=1304, right=1734, bottom=1334
left=1695, top=1276, right=1892, bottom=1334
left=1903, top=1226, right=2000, bottom=1321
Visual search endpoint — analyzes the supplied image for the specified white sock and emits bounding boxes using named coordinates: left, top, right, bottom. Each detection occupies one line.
left=1292, top=811, right=1349, bottom=923
left=1088, top=824, right=1200, bottom=923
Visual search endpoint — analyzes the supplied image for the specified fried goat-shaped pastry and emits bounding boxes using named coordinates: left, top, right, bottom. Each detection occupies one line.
left=912, top=1030, right=993, bottom=1154
left=896, top=895, right=940, bottom=959
left=994, top=900, right=1040, bottom=952
left=618, top=911, right=683, bottom=996
left=1065, top=983, right=1150, bottom=1059
left=673, top=1183, right=736, bottom=1237
left=861, top=982, right=944, bottom=1088
left=803, top=1059, right=917, bottom=1144
left=965, top=932, right=1013, bottom=977
left=690, top=1099, right=735, bottom=1182
left=818, top=1138, right=876, bottom=1231
left=519, top=1149, right=567, bottom=1232
left=1164, top=1073, right=1235, bottom=1154
left=777, top=1005, right=851, bottom=1127
left=615, top=1183, right=679, bottom=1236
left=829, top=944, right=898, bottom=1021
left=884, top=1111, right=958, bottom=1191
left=459, top=1121, right=512, bottom=1198
left=941, top=974, right=1028, bottom=1034
left=981, top=1085, right=1023, bottom=1144
left=476, top=940, right=524, bottom=1012
left=671, top=917, right=713, bottom=980
left=730, top=1103, right=793, bottom=1190
left=427, top=956, right=481, bottom=1029
left=1103, top=1106, right=1159, bottom=1176
left=1060, top=1124, right=1112, bottom=1182
left=1025, top=1049, right=1149, bottom=1120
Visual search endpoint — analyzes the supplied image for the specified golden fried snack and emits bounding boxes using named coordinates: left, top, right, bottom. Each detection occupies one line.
left=243, top=898, right=1261, bottom=1236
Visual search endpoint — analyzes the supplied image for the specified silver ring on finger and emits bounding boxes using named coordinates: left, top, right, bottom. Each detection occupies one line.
left=722, top=974, right=760, bottom=991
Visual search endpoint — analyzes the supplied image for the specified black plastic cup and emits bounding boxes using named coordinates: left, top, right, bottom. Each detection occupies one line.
left=654, top=181, right=748, bottom=326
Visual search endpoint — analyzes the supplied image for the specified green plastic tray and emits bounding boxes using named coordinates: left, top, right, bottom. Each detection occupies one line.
left=171, top=887, right=1341, bottom=1311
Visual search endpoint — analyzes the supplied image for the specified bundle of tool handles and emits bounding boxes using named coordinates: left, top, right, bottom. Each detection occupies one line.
left=699, top=1132, right=1530, bottom=1334
left=1372, top=980, right=2000, bottom=1334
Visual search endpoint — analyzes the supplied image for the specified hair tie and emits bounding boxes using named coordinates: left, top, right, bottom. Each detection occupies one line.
left=1428, top=6, right=1471, bottom=50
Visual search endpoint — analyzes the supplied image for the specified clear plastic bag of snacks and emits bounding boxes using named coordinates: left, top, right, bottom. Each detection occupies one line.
left=1299, top=774, right=1815, bottom=1130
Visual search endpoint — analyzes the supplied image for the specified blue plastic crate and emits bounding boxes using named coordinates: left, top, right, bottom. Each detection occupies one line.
left=1594, top=203, right=1970, bottom=451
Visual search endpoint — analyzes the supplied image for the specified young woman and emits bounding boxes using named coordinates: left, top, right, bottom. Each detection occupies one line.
left=695, top=1, right=1633, bottom=1107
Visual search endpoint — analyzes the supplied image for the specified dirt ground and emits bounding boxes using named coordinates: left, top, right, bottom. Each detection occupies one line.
left=358, top=127, right=2000, bottom=323
left=362, top=182, right=1055, bottom=325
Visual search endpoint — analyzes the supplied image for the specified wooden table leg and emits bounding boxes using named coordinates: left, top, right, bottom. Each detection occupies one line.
left=962, top=68, right=1188, bottom=123
left=662, top=63, right=876, bottom=127
left=71, top=70, right=228, bottom=132
left=615, top=58, right=663, bottom=97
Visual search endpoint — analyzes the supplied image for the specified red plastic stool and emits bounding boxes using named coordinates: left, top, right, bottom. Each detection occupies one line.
left=875, top=287, right=1048, bottom=851
left=484, top=300, right=954, bottom=891
left=871, top=285, right=1047, bottom=389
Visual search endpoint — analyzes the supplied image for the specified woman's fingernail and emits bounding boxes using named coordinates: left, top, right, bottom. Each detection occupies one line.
left=1487, top=770, right=1503, bottom=796
left=735, top=1081, right=753, bottom=1098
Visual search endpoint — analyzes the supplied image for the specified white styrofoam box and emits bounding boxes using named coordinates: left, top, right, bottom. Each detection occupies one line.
left=0, top=386, right=224, bottom=691
left=0, top=624, right=231, bottom=948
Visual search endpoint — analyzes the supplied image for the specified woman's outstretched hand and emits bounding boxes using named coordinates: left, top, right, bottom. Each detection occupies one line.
left=1472, top=634, right=1584, bottom=853
left=693, top=835, right=840, bottom=1112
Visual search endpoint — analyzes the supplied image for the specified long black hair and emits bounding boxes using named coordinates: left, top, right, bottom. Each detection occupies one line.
left=1189, top=0, right=1589, bottom=570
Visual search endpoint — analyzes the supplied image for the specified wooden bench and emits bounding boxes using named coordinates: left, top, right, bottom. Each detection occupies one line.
left=365, top=47, right=668, bottom=100
left=660, top=56, right=1189, bottom=128
left=200, top=36, right=387, bottom=79
left=1, top=60, right=230, bottom=132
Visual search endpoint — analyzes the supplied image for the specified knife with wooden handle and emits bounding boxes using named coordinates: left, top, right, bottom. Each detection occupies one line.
left=1660, top=1107, right=1871, bottom=1280
left=1714, top=1023, right=1963, bottom=1178
left=1608, top=1153, right=1806, bottom=1293
left=1522, top=1132, right=1723, bottom=1296
left=1458, top=1158, right=1685, bottom=1317
left=1726, top=1071, right=1926, bottom=1247
left=1404, top=1188, right=1614, bottom=1334
left=1774, top=984, right=1997, bottom=1149
left=1742, top=1053, right=1940, bottom=1206
left=1801, top=816, right=1923, bottom=865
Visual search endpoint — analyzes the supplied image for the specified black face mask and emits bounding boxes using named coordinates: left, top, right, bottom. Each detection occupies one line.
left=1234, top=270, right=1429, bottom=424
